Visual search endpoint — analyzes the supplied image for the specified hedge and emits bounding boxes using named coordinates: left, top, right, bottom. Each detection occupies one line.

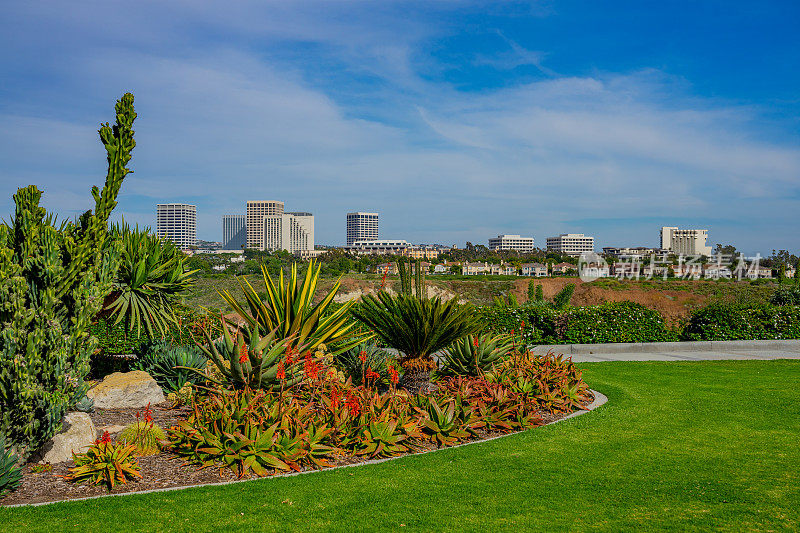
left=682, top=303, right=800, bottom=341
left=554, top=302, right=678, bottom=344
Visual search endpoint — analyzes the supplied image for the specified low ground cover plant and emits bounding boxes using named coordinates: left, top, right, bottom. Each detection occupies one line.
left=64, top=432, right=141, bottom=490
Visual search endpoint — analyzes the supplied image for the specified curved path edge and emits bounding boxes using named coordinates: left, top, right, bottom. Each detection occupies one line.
left=4, top=389, right=608, bottom=509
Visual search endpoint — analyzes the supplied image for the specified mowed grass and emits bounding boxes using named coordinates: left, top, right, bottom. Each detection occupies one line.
left=2, top=360, right=799, bottom=532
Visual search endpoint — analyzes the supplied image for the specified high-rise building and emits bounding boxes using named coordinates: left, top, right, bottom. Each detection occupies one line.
left=263, top=212, right=314, bottom=253
left=156, top=203, right=196, bottom=250
left=488, top=234, right=535, bottom=253
left=546, top=233, right=594, bottom=256
left=346, top=212, right=378, bottom=246
left=660, top=226, right=712, bottom=256
left=247, top=201, right=284, bottom=250
left=222, top=215, right=246, bottom=250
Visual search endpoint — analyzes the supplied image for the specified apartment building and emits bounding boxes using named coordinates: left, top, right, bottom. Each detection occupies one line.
left=463, top=262, right=490, bottom=275
left=405, top=246, right=440, bottom=260
left=346, top=212, right=379, bottom=246
left=344, top=239, right=408, bottom=255
left=488, top=234, right=535, bottom=253
left=603, top=246, right=665, bottom=260
left=660, top=226, right=712, bottom=256
left=546, top=234, right=594, bottom=256
left=156, top=203, right=196, bottom=250
left=247, top=201, right=284, bottom=249
left=263, top=212, right=314, bottom=254
left=222, top=215, right=246, bottom=250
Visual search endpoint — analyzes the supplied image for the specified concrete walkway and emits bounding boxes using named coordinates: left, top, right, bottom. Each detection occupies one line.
left=530, top=339, right=800, bottom=363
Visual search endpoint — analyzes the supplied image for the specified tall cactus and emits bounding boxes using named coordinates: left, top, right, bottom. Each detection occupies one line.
left=0, top=94, right=135, bottom=459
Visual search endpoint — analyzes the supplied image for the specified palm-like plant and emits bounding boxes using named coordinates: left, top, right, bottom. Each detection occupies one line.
left=102, top=223, right=196, bottom=336
left=220, top=261, right=368, bottom=354
left=351, top=292, right=479, bottom=375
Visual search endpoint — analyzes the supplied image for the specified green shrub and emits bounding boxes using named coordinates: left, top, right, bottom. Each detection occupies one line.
left=133, top=342, right=207, bottom=393
left=477, top=304, right=558, bottom=344
left=770, top=287, right=800, bottom=306
left=555, top=302, right=677, bottom=344
left=0, top=94, right=135, bottom=459
left=553, top=283, right=576, bottom=309
left=682, top=303, right=800, bottom=341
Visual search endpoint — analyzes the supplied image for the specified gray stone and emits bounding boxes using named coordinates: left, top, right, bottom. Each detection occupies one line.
left=87, top=370, right=165, bottom=409
left=36, top=412, right=97, bottom=464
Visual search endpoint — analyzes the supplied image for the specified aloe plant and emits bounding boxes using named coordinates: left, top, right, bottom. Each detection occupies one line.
left=221, top=261, right=368, bottom=355
left=438, top=334, right=513, bottom=377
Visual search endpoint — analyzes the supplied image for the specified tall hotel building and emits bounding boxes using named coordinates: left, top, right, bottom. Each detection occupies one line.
left=222, top=215, right=246, bottom=250
left=264, top=212, right=315, bottom=254
left=546, top=233, right=595, bottom=256
left=346, top=212, right=379, bottom=246
left=660, top=226, right=712, bottom=256
left=156, top=203, right=196, bottom=250
left=247, top=201, right=284, bottom=250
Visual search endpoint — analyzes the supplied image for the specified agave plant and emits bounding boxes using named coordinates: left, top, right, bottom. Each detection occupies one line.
left=351, top=292, right=479, bottom=376
left=195, top=319, right=304, bottom=390
left=438, top=333, right=513, bottom=377
left=134, top=341, right=207, bottom=393
left=102, top=223, right=196, bottom=337
left=221, top=261, right=368, bottom=355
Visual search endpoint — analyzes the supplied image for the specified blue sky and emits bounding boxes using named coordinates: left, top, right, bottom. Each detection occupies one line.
left=1, top=1, right=798, bottom=254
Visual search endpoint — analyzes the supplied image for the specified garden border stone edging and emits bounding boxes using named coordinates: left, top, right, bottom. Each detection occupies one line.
left=533, top=339, right=800, bottom=355
left=4, top=390, right=608, bottom=509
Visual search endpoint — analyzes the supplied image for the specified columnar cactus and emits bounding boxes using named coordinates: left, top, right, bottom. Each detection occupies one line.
left=0, top=93, right=135, bottom=459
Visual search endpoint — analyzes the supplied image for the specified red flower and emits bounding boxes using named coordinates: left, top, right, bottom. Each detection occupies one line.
left=330, top=387, right=341, bottom=410
left=304, top=355, right=319, bottom=380
left=100, top=431, right=111, bottom=444
left=520, top=321, right=525, bottom=330
left=365, top=366, right=380, bottom=382
left=388, top=366, right=399, bottom=384
left=472, top=336, right=479, bottom=348
left=276, top=361, right=286, bottom=381
left=345, top=393, right=360, bottom=416
left=238, top=343, right=248, bottom=364
left=358, top=351, right=367, bottom=363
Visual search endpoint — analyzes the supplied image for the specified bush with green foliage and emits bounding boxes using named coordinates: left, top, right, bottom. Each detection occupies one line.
left=0, top=438, right=22, bottom=498
left=478, top=304, right=558, bottom=344
left=133, top=341, right=207, bottom=393
left=0, top=94, right=135, bottom=459
left=554, top=301, right=677, bottom=344
left=552, top=283, right=576, bottom=309
left=102, top=223, right=196, bottom=337
left=682, top=303, right=800, bottom=341
left=770, top=287, right=800, bottom=306
left=437, top=334, right=513, bottom=377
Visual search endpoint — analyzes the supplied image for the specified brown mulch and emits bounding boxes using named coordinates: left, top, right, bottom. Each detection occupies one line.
left=1, top=393, right=595, bottom=507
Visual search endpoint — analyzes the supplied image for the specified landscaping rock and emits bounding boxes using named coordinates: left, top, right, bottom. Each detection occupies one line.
left=35, top=412, right=96, bottom=464
left=87, top=370, right=165, bottom=409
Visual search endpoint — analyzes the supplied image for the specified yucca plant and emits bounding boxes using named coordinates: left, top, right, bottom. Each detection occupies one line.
left=0, top=437, right=22, bottom=497
left=438, top=333, right=513, bottom=377
left=195, top=319, right=303, bottom=390
left=221, top=261, right=368, bottom=355
left=102, top=223, right=196, bottom=337
left=351, top=292, right=479, bottom=379
left=65, top=437, right=142, bottom=490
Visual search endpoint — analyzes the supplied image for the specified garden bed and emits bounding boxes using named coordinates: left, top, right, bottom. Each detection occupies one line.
left=1, top=391, right=595, bottom=507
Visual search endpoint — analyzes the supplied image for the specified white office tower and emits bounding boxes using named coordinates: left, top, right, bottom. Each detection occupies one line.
left=346, top=212, right=379, bottom=246
left=546, top=233, right=595, bottom=256
left=488, top=234, right=535, bottom=253
left=156, top=203, right=196, bottom=250
left=247, top=200, right=284, bottom=250
left=660, top=226, right=712, bottom=256
left=222, top=215, right=246, bottom=250
left=263, top=212, right=315, bottom=253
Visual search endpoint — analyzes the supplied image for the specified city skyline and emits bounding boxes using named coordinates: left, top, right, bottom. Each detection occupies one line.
left=1, top=3, right=799, bottom=255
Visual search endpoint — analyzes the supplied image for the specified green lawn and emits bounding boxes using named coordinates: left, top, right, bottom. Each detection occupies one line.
left=2, top=360, right=798, bottom=532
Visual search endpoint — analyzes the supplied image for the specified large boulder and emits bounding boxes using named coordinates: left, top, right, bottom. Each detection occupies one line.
left=35, top=412, right=96, bottom=464
left=87, top=370, right=165, bottom=409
